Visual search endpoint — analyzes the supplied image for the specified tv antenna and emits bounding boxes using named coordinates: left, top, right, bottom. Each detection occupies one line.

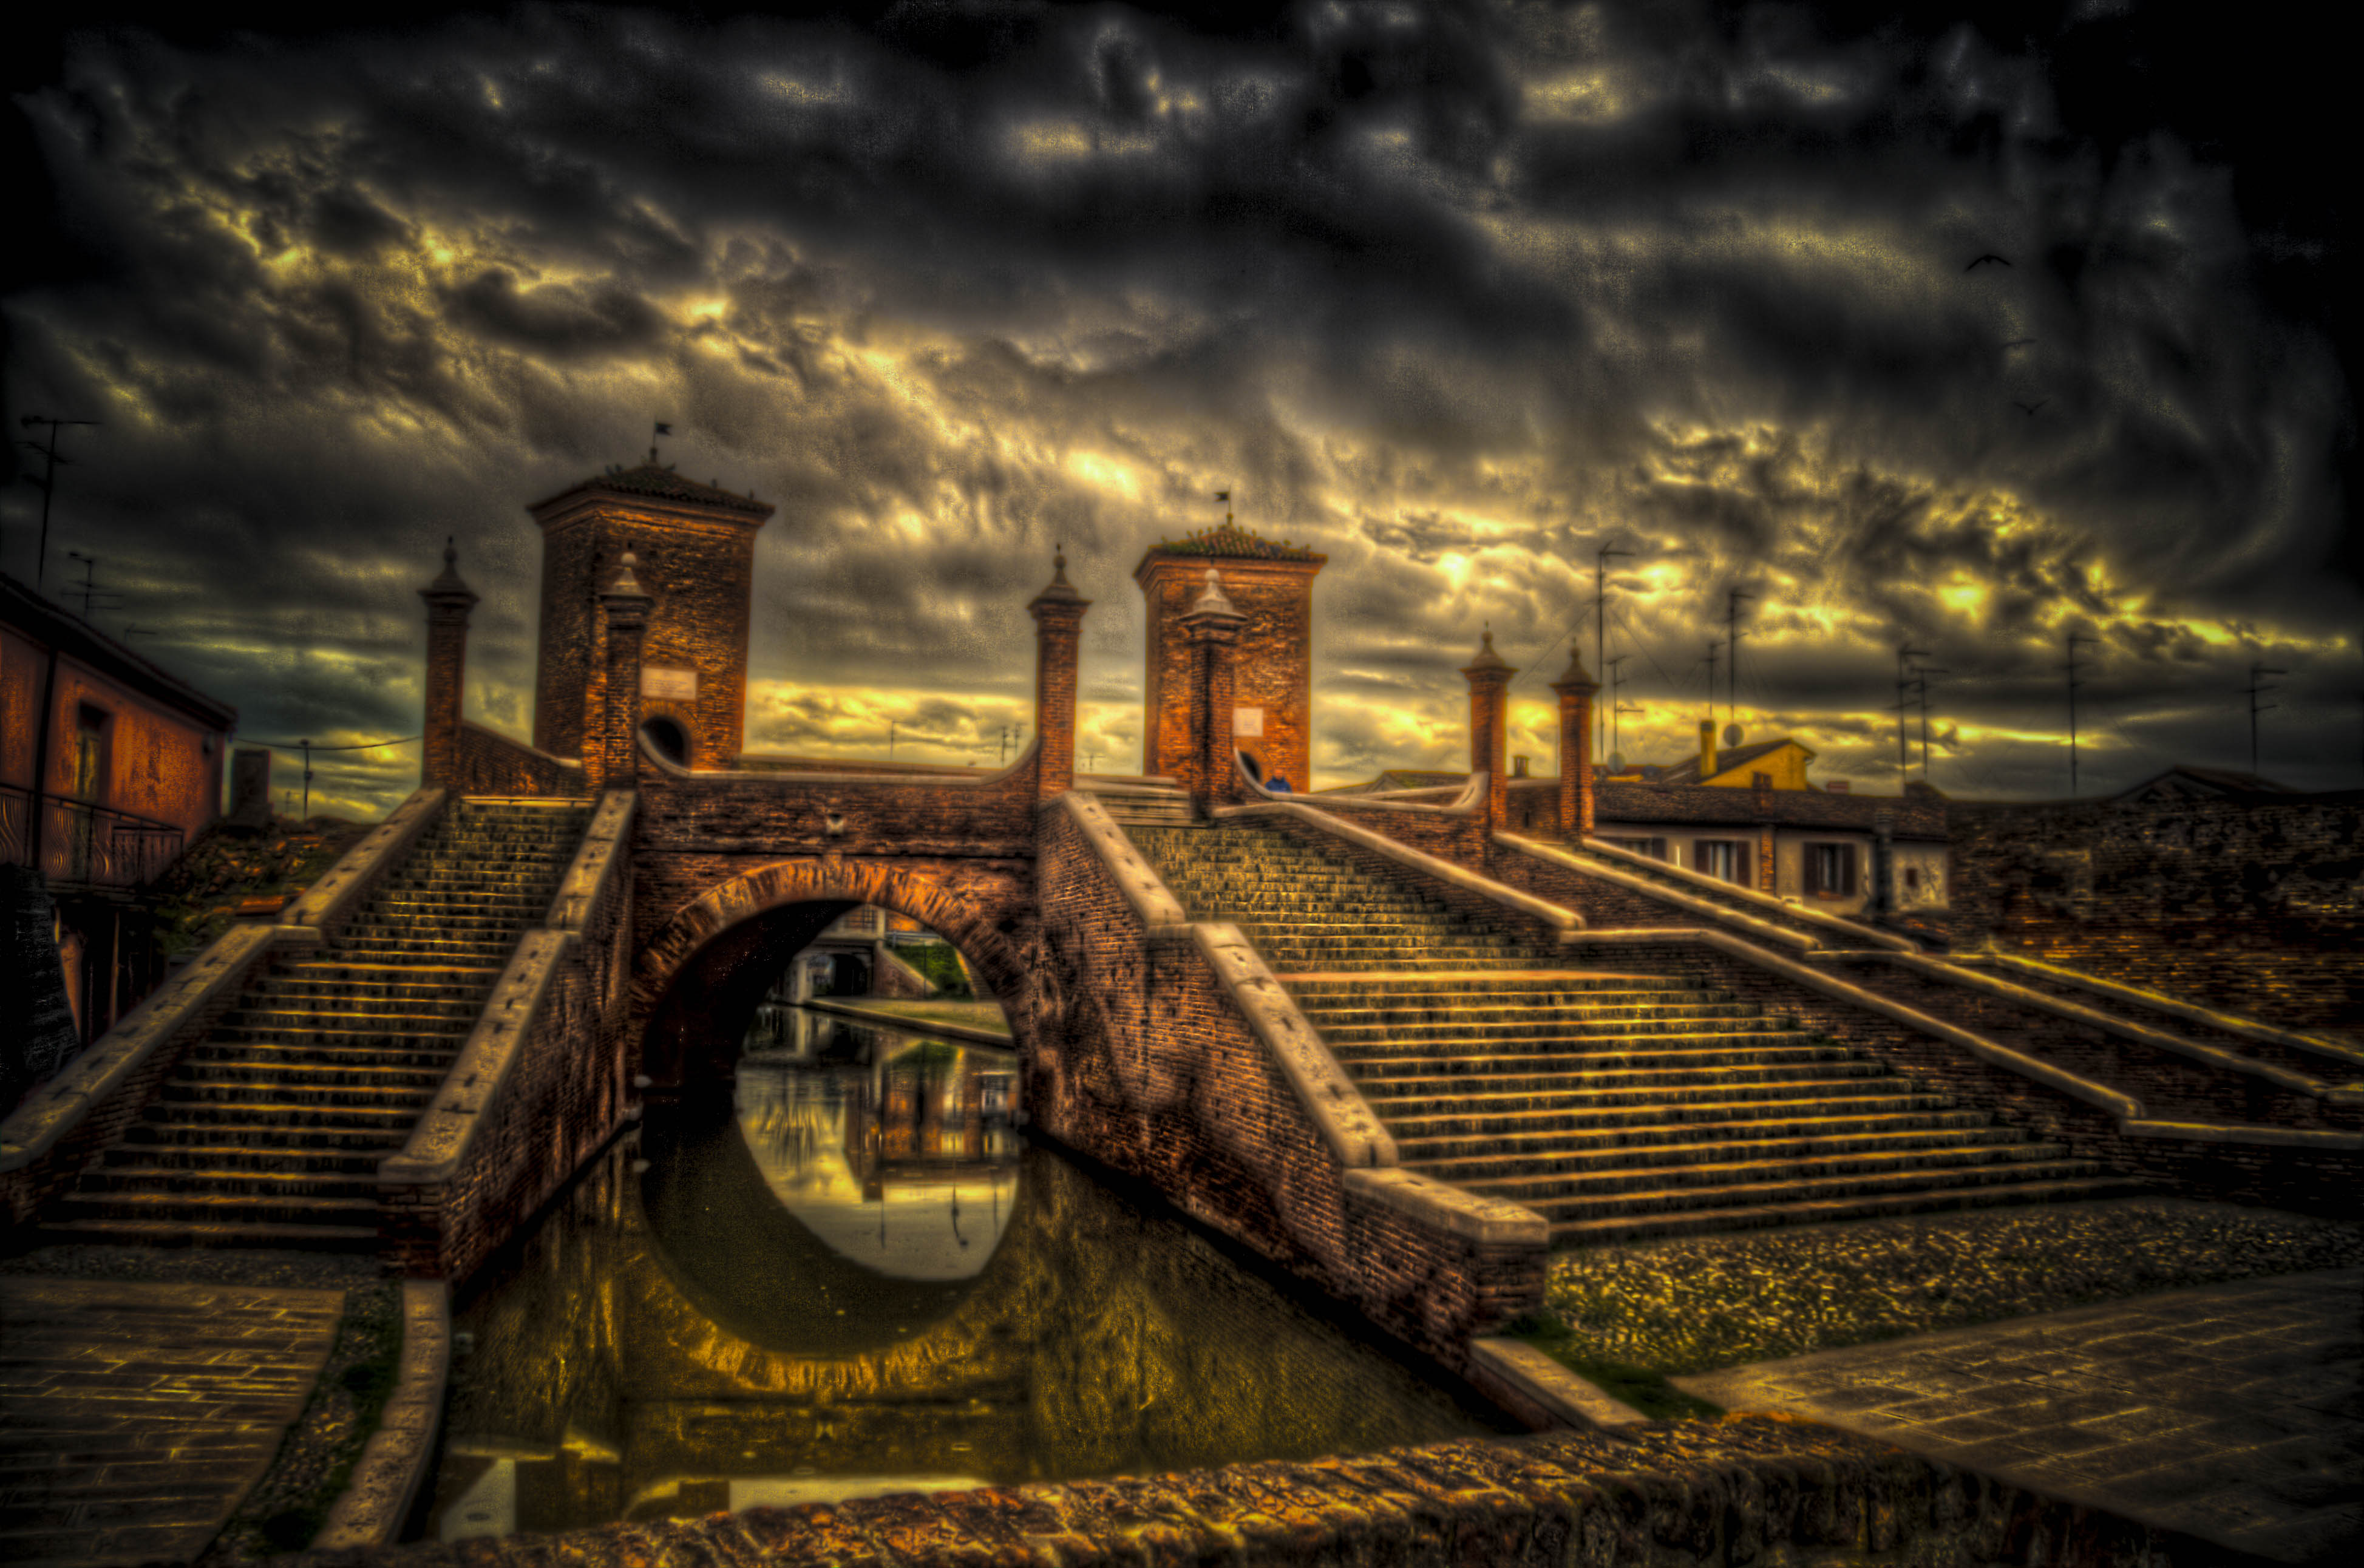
left=1593, top=541, right=1631, bottom=760
left=1912, top=666, right=1951, bottom=778
left=64, top=550, right=127, bottom=622
left=1894, top=645, right=1931, bottom=779
left=1724, top=588, right=1754, bottom=722
left=2247, top=662, right=2288, bottom=778
left=1605, top=654, right=1629, bottom=758
left=2065, top=632, right=2099, bottom=796
left=19, top=415, right=99, bottom=592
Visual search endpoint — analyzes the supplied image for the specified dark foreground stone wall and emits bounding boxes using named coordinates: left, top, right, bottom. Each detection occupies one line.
left=304, top=1417, right=2219, bottom=1568
left=1949, top=796, right=2364, bottom=1037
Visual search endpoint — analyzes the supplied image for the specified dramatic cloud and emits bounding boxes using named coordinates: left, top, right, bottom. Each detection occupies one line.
left=3, top=2, right=2351, bottom=818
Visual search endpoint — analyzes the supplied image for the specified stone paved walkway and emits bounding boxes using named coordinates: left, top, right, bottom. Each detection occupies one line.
left=1675, top=1267, right=2364, bottom=1565
left=0, top=1277, right=344, bottom=1568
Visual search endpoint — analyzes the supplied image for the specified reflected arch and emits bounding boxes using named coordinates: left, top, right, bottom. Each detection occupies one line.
left=632, top=858, right=1035, bottom=1088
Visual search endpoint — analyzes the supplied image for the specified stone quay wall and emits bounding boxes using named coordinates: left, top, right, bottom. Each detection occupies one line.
left=297, top=1416, right=2209, bottom=1568
left=1948, top=795, right=2364, bottom=1037
left=1033, top=795, right=1545, bottom=1366
left=378, top=795, right=636, bottom=1281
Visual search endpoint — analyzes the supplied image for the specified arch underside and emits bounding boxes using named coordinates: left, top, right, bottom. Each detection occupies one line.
left=632, top=856, right=1036, bottom=1087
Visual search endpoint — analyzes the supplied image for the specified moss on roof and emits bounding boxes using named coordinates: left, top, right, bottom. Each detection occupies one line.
left=1148, top=521, right=1323, bottom=561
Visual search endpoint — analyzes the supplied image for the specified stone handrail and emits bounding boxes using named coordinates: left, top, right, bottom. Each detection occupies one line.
left=1232, top=799, right=1581, bottom=932
left=280, top=788, right=446, bottom=939
left=1574, top=833, right=1918, bottom=952
left=1966, top=950, right=2364, bottom=1079
left=380, top=790, right=635, bottom=1191
left=1279, top=769, right=1484, bottom=814
left=1871, top=950, right=2363, bottom=1104
left=1498, top=833, right=1804, bottom=951
left=644, top=727, right=1042, bottom=790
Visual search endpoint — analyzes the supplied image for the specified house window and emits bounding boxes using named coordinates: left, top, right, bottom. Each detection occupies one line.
left=1751, top=771, right=1773, bottom=788
left=1694, top=840, right=1747, bottom=883
left=1904, top=866, right=1921, bottom=892
left=1604, top=836, right=1668, bottom=861
left=1804, top=842, right=1858, bottom=898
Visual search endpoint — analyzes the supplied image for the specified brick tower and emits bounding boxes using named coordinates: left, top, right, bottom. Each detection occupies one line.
left=526, top=463, right=773, bottom=770
left=1134, top=520, right=1325, bottom=789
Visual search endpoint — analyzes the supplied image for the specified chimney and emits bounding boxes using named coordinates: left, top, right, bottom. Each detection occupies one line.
left=1698, top=719, right=1716, bottom=781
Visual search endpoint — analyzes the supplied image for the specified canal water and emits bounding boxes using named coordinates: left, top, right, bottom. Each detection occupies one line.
left=416, top=1005, right=1511, bottom=1540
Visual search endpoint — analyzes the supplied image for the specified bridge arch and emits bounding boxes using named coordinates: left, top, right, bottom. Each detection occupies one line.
left=632, top=857, right=1036, bottom=1087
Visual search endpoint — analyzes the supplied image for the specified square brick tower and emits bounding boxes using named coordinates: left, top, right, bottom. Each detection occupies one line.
left=527, top=463, right=773, bottom=770
left=1135, top=521, right=1325, bottom=789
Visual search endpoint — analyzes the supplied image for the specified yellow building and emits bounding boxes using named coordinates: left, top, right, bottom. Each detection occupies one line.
left=1656, top=725, right=1817, bottom=790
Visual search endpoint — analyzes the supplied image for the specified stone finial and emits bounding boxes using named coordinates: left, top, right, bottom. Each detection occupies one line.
left=1190, top=567, right=1241, bottom=619
left=1029, top=541, right=1089, bottom=610
left=1551, top=643, right=1600, bottom=693
left=419, top=536, right=478, bottom=608
left=605, top=549, right=649, bottom=599
left=1461, top=624, right=1512, bottom=677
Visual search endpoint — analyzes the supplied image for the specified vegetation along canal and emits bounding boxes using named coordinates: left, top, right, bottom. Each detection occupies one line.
left=416, top=1005, right=1512, bottom=1539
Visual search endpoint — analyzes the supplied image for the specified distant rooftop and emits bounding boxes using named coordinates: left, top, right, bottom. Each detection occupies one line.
left=1144, top=521, right=1324, bottom=562
left=531, top=462, right=773, bottom=517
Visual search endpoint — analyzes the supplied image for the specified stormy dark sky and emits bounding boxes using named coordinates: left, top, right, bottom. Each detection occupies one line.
left=4, top=1, right=2354, bottom=817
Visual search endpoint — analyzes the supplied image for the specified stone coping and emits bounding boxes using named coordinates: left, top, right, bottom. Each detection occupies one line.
left=644, top=727, right=1042, bottom=789
left=314, top=1280, right=450, bottom=1551
left=1464, top=1337, right=1652, bottom=1433
left=803, top=999, right=1015, bottom=1049
left=1235, top=800, right=1581, bottom=932
left=543, top=790, right=634, bottom=933
left=0, top=921, right=281, bottom=1176
left=457, top=721, right=582, bottom=771
left=1053, top=792, right=1186, bottom=929
left=1561, top=927, right=2145, bottom=1121
left=1279, top=767, right=1485, bottom=814
left=279, top=788, right=446, bottom=938
left=1340, top=1166, right=1547, bottom=1247
left=378, top=931, right=571, bottom=1187
left=291, top=1416, right=2191, bottom=1568
left=1571, top=833, right=1918, bottom=952
left=1877, top=949, right=2363, bottom=1106
left=1497, top=833, right=1809, bottom=952
left=1967, top=950, right=2364, bottom=1081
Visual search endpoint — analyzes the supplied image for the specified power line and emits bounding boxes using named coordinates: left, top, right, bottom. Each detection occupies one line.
left=242, top=734, right=420, bottom=752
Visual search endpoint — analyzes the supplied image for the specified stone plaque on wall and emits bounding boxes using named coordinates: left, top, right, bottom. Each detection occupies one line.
left=1233, top=707, right=1263, bottom=737
left=642, top=666, right=698, bottom=701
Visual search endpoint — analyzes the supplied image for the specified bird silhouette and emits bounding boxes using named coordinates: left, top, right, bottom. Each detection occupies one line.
left=2013, top=399, right=2048, bottom=416
left=1966, top=254, right=2012, bottom=271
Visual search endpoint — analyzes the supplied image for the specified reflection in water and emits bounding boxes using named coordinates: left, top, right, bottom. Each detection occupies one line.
left=418, top=1008, right=1510, bottom=1542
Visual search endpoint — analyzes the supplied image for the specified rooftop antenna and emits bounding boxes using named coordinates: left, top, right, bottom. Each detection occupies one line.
left=64, top=549, right=126, bottom=622
left=19, top=415, right=100, bottom=593
left=1703, top=641, right=1720, bottom=721
left=1594, top=541, right=1631, bottom=761
left=1605, top=654, right=1630, bottom=759
left=2247, top=661, right=2288, bottom=778
left=1895, top=645, right=1931, bottom=779
left=1724, top=589, right=1754, bottom=724
left=2065, top=631, right=2099, bottom=797
left=1912, top=665, right=1951, bottom=778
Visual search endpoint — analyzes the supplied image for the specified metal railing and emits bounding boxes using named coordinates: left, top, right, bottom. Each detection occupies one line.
left=0, top=784, right=186, bottom=890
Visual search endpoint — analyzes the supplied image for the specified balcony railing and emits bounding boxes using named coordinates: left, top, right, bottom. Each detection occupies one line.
left=0, top=784, right=186, bottom=891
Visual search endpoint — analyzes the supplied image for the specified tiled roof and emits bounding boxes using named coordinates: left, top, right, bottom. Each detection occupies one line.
left=534, top=463, right=773, bottom=516
left=1, top=573, right=237, bottom=731
left=1146, top=521, right=1325, bottom=562
left=2113, top=765, right=2294, bottom=801
left=1587, top=778, right=1947, bottom=839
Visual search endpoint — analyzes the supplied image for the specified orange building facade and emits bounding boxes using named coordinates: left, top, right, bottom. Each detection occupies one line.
left=2, top=573, right=234, bottom=1052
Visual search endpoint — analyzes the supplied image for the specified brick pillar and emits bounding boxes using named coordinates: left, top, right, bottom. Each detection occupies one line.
left=591, top=552, right=652, bottom=792
left=1549, top=648, right=1598, bottom=839
left=1026, top=548, right=1092, bottom=802
left=417, top=538, right=478, bottom=790
left=1179, top=569, right=1246, bottom=819
left=1758, top=824, right=1777, bottom=892
left=1461, top=628, right=1515, bottom=833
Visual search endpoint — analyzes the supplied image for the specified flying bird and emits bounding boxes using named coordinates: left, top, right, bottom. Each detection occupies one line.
left=1966, top=254, right=2012, bottom=270
left=2013, top=399, right=2048, bottom=416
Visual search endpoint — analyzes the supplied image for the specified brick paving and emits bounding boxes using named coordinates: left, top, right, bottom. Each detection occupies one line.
left=0, top=1277, right=344, bottom=1568
left=1675, top=1267, right=2364, bottom=1564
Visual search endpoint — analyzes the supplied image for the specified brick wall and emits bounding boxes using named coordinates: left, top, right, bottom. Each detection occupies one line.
left=453, top=722, right=587, bottom=798
left=1138, top=556, right=1319, bottom=789
left=1949, top=796, right=2364, bottom=1036
left=1031, top=801, right=1542, bottom=1366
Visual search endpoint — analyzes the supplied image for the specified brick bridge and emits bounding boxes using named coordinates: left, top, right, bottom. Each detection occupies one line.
left=5, top=469, right=2359, bottom=1381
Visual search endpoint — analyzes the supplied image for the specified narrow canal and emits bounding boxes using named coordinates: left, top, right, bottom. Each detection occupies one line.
left=417, top=1005, right=1513, bottom=1539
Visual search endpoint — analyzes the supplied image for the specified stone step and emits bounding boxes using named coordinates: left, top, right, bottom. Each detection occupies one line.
left=254, top=975, right=492, bottom=1005
left=1333, top=1034, right=1850, bottom=1070
left=157, top=1080, right=436, bottom=1112
left=1398, top=1123, right=2030, bottom=1176
left=1381, top=1105, right=1993, bottom=1147
left=138, top=1101, right=423, bottom=1135
left=1284, top=980, right=1710, bottom=1005
left=274, top=960, right=504, bottom=985
left=1469, top=1151, right=2101, bottom=1216
left=1308, top=1011, right=1784, bottom=1042
left=118, top=1122, right=406, bottom=1153
left=219, top=1002, right=482, bottom=1028
left=1352, top=1056, right=1899, bottom=1095
left=76, top=1164, right=380, bottom=1201
left=1547, top=1175, right=2151, bottom=1245
left=46, top=1187, right=382, bottom=1228
left=169, top=1057, right=453, bottom=1092
left=190, top=1040, right=464, bottom=1071
left=33, top=1217, right=382, bottom=1251
left=324, top=937, right=521, bottom=960
left=101, top=1142, right=386, bottom=1174
left=206, top=1023, right=472, bottom=1050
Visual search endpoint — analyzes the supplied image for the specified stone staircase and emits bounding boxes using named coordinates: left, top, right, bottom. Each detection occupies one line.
left=1082, top=778, right=1195, bottom=827
left=40, top=798, right=593, bottom=1251
left=1130, top=821, right=2139, bottom=1245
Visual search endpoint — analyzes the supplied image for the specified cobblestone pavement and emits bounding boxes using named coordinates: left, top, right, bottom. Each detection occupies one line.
left=1675, top=1267, right=2363, bottom=1565
left=0, top=1277, right=344, bottom=1568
